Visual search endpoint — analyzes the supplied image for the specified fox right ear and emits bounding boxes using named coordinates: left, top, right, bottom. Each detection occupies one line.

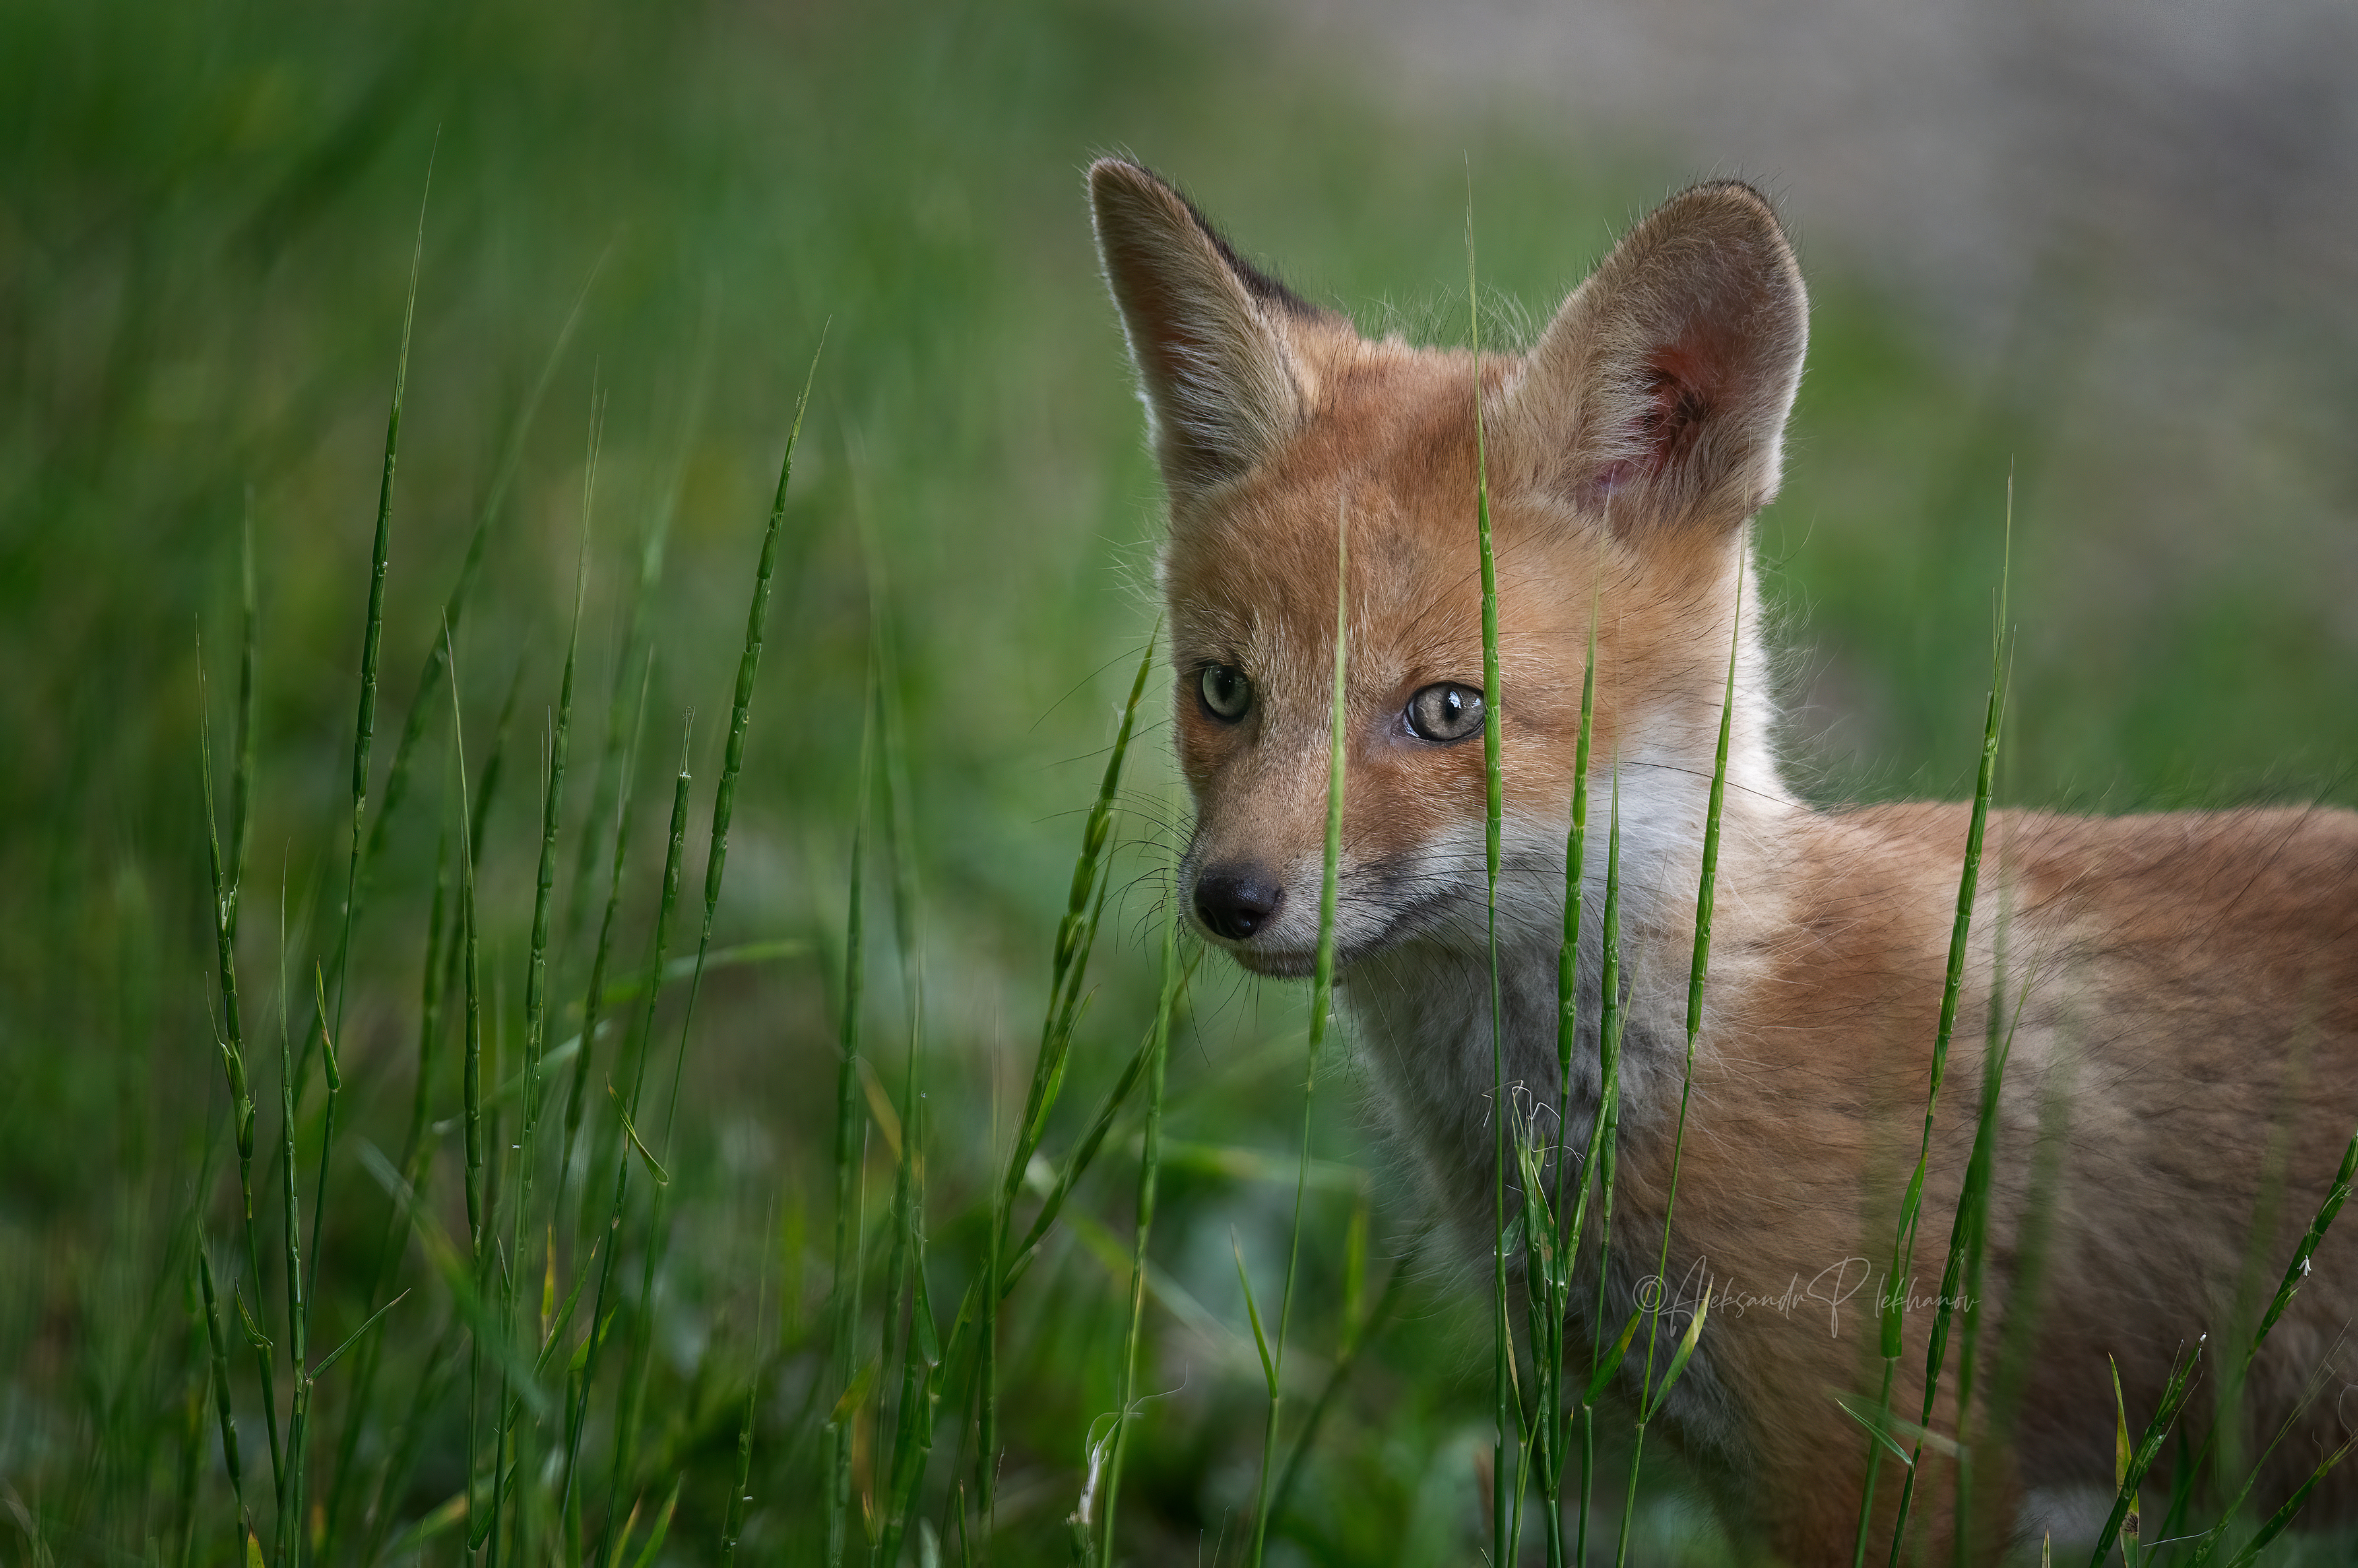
left=1088, top=159, right=1317, bottom=504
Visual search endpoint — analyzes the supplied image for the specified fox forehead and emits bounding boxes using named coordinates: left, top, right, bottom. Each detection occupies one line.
left=1157, top=339, right=1671, bottom=760
left=1161, top=341, right=1517, bottom=690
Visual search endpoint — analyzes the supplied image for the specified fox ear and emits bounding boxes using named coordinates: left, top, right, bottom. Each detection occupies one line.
left=1089, top=158, right=1318, bottom=503
left=1506, top=182, right=1807, bottom=533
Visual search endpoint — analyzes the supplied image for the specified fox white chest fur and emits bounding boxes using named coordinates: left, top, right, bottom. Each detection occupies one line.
left=1087, top=156, right=2358, bottom=1562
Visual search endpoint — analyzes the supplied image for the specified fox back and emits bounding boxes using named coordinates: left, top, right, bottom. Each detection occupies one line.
left=1088, top=158, right=2358, bottom=1562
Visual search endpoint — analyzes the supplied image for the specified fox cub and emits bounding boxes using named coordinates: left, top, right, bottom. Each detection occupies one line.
left=1087, top=158, right=2358, bottom=1561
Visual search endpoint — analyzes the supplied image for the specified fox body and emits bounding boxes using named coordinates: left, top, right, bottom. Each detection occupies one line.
left=1087, top=158, right=2358, bottom=1561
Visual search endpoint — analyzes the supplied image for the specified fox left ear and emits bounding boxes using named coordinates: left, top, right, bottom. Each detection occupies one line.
left=1504, top=183, right=1808, bottom=533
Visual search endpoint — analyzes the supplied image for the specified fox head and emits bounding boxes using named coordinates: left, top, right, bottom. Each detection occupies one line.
left=1088, top=160, right=1808, bottom=976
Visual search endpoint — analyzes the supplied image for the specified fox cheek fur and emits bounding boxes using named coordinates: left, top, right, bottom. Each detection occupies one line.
left=1088, top=154, right=2358, bottom=1560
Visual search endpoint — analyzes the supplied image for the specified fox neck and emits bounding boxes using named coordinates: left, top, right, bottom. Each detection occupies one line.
left=1339, top=584, right=1797, bottom=1254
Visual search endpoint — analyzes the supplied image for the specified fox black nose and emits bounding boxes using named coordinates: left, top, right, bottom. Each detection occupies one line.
left=1194, top=866, right=1283, bottom=941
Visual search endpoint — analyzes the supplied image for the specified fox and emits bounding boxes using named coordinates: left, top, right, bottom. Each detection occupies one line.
left=1084, top=156, right=2358, bottom=1563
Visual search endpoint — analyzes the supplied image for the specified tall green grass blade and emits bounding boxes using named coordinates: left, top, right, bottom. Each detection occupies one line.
left=350, top=1144, right=552, bottom=1414
left=199, top=642, right=286, bottom=1553
left=1341, top=1197, right=1369, bottom=1372
left=878, top=1249, right=943, bottom=1568
left=1644, top=1285, right=1713, bottom=1418
left=562, top=294, right=716, bottom=967
left=1267, top=1241, right=1407, bottom=1533
left=1538, top=577, right=1599, bottom=1567
left=1585, top=1311, right=1643, bottom=1408
left=177, top=1296, right=205, bottom=1568
left=1248, top=501, right=1348, bottom=1566
left=358, top=264, right=592, bottom=887
left=559, top=940, right=809, bottom=1017
left=611, top=354, right=819, bottom=1557
left=918, top=961, right=1202, bottom=1530
left=2246, top=1125, right=2357, bottom=1359
left=302, top=971, right=340, bottom=1346
left=544, top=641, right=637, bottom=1537
left=320, top=808, right=453, bottom=1561
left=629, top=1476, right=680, bottom=1568
left=720, top=1335, right=761, bottom=1567
left=1616, top=564, right=1744, bottom=1568
left=1232, top=1232, right=1277, bottom=1394
left=1895, top=966, right=2034, bottom=1568
left=663, top=337, right=822, bottom=1145
left=978, top=630, right=1156, bottom=1523
left=2163, top=1108, right=2358, bottom=1565
left=2084, top=1342, right=2203, bottom=1568
left=872, top=567, right=939, bottom=1568
left=1511, top=1103, right=1566, bottom=1561
left=599, top=332, right=821, bottom=1537
left=525, top=533, right=589, bottom=1140
left=1101, top=892, right=1182, bottom=1563
left=1985, top=1036, right=2073, bottom=1470
left=1950, top=820, right=2016, bottom=1568
left=1855, top=481, right=2010, bottom=1568
left=562, top=659, right=655, bottom=1200
left=1004, top=953, right=1203, bottom=1287
left=233, top=1288, right=282, bottom=1516
left=2198, top=1433, right=2349, bottom=1556
left=493, top=431, right=595, bottom=1568
left=2157, top=1429, right=2198, bottom=1567
left=591, top=733, right=695, bottom=1559
left=269, top=886, right=311, bottom=1568
left=1465, top=174, right=1517, bottom=1568
left=826, top=691, right=875, bottom=1568
left=1576, top=773, right=1626, bottom=1567
left=358, top=1319, right=464, bottom=1565
left=862, top=478, right=933, bottom=1568
left=1837, top=1393, right=1922, bottom=1472
left=286, top=273, right=591, bottom=1197
left=2112, top=1359, right=2142, bottom=1568
left=332, top=164, right=429, bottom=1043
left=197, top=1245, right=248, bottom=1545
left=604, top=1086, right=670, bottom=1186
left=753, top=1159, right=830, bottom=1554
left=533, top=1241, right=598, bottom=1382
left=2160, top=1377, right=2292, bottom=1556
left=197, top=656, right=265, bottom=1351
left=625, top=725, right=695, bottom=1121
left=231, top=500, right=259, bottom=925
left=307, top=1289, right=409, bottom=1383
left=442, top=626, right=497, bottom=1552
left=2201, top=1078, right=2305, bottom=1546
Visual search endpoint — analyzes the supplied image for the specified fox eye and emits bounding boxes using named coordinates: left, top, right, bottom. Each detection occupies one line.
left=1199, top=663, right=1253, bottom=722
left=1405, top=682, right=1485, bottom=742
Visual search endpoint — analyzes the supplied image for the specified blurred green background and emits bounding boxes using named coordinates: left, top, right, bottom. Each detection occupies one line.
left=4, top=0, right=2355, bottom=1562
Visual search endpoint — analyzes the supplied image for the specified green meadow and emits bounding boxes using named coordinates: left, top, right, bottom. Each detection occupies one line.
left=4, top=0, right=2355, bottom=1563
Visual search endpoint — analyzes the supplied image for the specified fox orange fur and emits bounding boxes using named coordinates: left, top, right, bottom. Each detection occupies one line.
left=1087, top=157, right=2358, bottom=1562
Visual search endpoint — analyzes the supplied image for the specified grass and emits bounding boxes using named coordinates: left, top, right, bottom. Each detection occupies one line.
left=1241, top=497, right=1351, bottom=1567
left=1468, top=187, right=1518, bottom=1568
left=6, top=0, right=2358, bottom=1563
left=1849, top=497, right=2012, bottom=1567
left=1096, top=882, right=1180, bottom=1559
